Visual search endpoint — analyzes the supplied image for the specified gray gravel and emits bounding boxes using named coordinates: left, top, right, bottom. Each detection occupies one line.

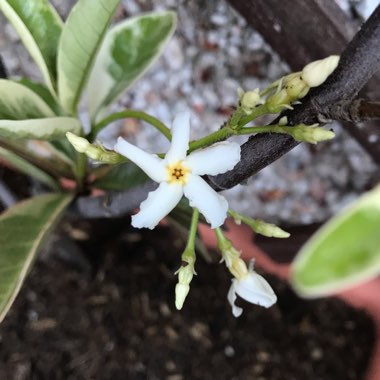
left=0, top=0, right=377, bottom=225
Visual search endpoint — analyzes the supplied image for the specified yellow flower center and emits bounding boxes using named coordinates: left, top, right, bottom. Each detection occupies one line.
left=166, top=161, right=190, bottom=185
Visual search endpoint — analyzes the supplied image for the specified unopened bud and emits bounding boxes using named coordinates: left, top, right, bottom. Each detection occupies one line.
left=291, top=124, right=335, bottom=144
left=240, top=89, right=261, bottom=114
left=66, top=132, right=123, bottom=164
left=175, top=264, right=195, bottom=310
left=302, top=55, right=340, bottom=88
left=251, top=219, right=290, bottom=238
left=66, top=132, right=89, bottom=153
left=265, top=88, right=292, bottom=113
left=285, top=75, right=309, bottom=100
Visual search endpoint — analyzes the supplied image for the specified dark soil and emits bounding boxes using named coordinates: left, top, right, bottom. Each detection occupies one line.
left=0, top=222, right=374, bottom=380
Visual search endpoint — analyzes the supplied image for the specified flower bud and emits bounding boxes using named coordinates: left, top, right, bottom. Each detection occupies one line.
left=175, top=264, right=195, bottom=310
left=265, top=88, right=292, bottom=113
left=302, top=55, right=340, bottom=88
left=240, top=89, right=261, bottom=114
left=66, top=132, right=123, bottom=164
left=285, top=75, right=309, bottom=100
left=66, top=132, right=90, bottom=153
left=290, top=124, right=335, bottom=144
left=250, top=219, right=290, bottom=238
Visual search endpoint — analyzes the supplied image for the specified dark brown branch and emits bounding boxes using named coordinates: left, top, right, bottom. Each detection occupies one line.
left=324, top=99, right=380, bottom=122
left=210, top=4, right=380, bottom=190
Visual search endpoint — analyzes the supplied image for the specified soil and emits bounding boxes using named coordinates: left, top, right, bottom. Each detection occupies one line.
left=0, top=222, right=374, bottom=380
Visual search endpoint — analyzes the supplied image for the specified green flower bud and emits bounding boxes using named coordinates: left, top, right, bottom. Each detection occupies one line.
left=66, top=132, right=124, bottom=164
left=175, top=264, right=195, bottom=310
left=240, top=89, right=261, bottom=114
left=285, top=75, right=309, bottom=100
left=290, top=124, right=335, bottom=144
left=265, top=88, right=292, bottom=113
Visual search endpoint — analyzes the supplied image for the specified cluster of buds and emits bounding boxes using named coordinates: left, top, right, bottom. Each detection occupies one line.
left=265, top=55, right=340, bottom=113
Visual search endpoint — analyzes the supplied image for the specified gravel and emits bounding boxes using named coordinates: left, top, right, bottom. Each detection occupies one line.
left=0, top=0, right=377, bottom=225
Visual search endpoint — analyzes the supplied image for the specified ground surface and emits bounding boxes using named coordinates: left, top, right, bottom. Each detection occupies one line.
left=0, top=225, right=374, bottom=380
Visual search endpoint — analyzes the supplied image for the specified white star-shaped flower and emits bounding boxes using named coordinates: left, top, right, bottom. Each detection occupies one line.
left=228, top=269, right=277, bottom=317
left=114, top=112, right=241, bottom=229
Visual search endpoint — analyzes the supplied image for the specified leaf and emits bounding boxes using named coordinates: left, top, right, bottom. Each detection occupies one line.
left=0, top=117, right=81, bottom=140
left=0, top=79, right=55, bottom=119
left=88, top=11, right=176, bottom=120
left=57, top=0, right=120, bottom=114
left=0, top=146, right=59, bottom=189
left=17, top=78, right=64, bottom=116
left=0, top=0, right=63, bottom=91
left=291, top=185, right=380, bottom=297
left=0, top=138, right=75, bottom=179
left=93, top=162, right=148, bottom=191
left=0, top=193, right=72, bottom=323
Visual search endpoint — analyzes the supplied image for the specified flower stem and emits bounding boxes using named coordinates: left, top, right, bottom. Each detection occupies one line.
left=184, top=208, right=200, bottom=257
left=90, top=110, right=171, bottom=141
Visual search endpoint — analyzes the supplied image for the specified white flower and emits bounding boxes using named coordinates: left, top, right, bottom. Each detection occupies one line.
left=228, top=270, right=277, bottom=317
left=114, top=112, right=241, bottom=229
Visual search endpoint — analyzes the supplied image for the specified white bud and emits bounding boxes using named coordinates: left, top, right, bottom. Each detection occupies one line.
left=240, top=89, right=261, bottom=114
left=302, top=55, right=340, bottom=88
left=175, top=264, right=194, bottom=310
left=66, top=132, right=89, bottom=153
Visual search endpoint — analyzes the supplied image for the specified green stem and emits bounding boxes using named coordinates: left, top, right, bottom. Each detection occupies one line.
left=90, top=110, right=171, bottom=141
left=188, top=127, right=234, bottom=153
left=183, top=208, right=200, bottom=258
left=74, top=152, right=87, bottom=190
left=238, top=104, right=272, bottom=127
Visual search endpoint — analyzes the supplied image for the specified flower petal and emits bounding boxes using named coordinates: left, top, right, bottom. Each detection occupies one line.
left=165, top=111, right=190, bottom=162
left=132, top=182, right=183, bottom=229
left=183, top=175, right=228, bottom=228
left=186, top=141, right=241, bottom=175
left=235, top=272, right=277, bottom=308
left=115, top=137, right=166, bottom=182
left=228, top=281, right=243, bottom=317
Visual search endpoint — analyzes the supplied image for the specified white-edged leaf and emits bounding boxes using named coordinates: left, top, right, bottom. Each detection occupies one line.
left=0, top=147, right=59, bottom=190
left=0, top=0, right=63, bottom=91
left=88, top=11, right=176, bottom=121
left=291, top=185, right=380, bottom=297
left=57, top=0, right=120, bottom=114
left=0, top=117, right=81, bottom=140
left=0, top=193, right=72, bottom=323
left=0, top=79, right=55, bottom=119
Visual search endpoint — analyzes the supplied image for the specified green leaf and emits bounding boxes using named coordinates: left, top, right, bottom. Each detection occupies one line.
left=0, top=0, right=63, bottom=91
left=0, top=193, right=72, bottom=323
left=0, top=79, right=55, bottom=119
left=57, top=0, right=120, bottom=114
left=291, top=185, right=380, bottom=297
left=0, top=117, right=81, bottom=140
left=0, top=147, right=59, bottom=189
left=17, top=78, right=64, bottom=116
left=88, top=11, right=176, bottom=120
left=93, top=162, right=148, bottom=191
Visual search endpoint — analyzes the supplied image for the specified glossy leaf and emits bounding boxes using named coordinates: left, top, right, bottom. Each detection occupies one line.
left=0, top=79, right=55, bottom=119
left=88, top=11, right=176, bottom=120
left=292, top=185, right=380, bottom=297
left=57, top=0, right=120, bottom=114
left=0, top=138, right=75, bottom=179
left=0, top=147, right=59, bottom=189
left=0, top=0, right=63, bottom=91
left=0, top=117, right=81, bottom=140
left=93, top=162, right=148, bottom=191
left=0, top=193, right=72, bottom=323
left=17, top=78, right=64, bottom=116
